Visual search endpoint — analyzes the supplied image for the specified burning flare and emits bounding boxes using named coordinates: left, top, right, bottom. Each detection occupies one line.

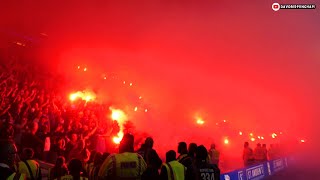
left=110, top=107, right=127, bottom=144
left=69, top=90, right=96, bottom=102
left=196, top=118, right=205, bottom=125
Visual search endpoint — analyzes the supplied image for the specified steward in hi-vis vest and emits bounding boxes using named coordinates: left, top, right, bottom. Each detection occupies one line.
left=160, top=150, right=186, bottom=180
left=98, top=134, right=147, bottom=180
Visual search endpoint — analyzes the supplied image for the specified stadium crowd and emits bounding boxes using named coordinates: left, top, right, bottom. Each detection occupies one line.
left=0, top=59, right=283, bottom=180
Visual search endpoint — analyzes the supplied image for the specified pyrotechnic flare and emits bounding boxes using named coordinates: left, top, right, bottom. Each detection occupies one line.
left=110, top=107, right=127, bottom=144
left=224, top=138, right=229, bottom=144
left=69, top=90, right=96, bottom=102
left=196, top=117, right=205, bottom=125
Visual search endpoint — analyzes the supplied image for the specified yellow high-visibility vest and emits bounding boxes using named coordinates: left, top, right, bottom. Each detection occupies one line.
left=7, top=172, right=26, bottom=180
left=17, top=160, right=41, bottom=180
left=162, top=161, right=185, bottom=180
left=55, top=175, right=88, bottom=180
left=98, top=152, right=147, bottom=179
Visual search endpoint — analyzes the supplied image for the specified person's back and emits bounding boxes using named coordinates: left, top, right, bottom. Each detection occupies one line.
left=243, top=142, right=254, bottom=167
left=188, top=143, right=197, bottom=161
left=0, top=139, right=27, bottom=180
left=98, top=134, right=147, bottom=180
left=208, top=144, right=220, bottom=167
left=177, top=142, right=193, bottom=167
left=56, top=159, right=88, bottom=180
left=49, top=156, right=68, bottom=180
left=193, top=145, right=220, bottom=180
left=160, top=150, right=185, bottom=180
left=55, top=175, right=88, bottom=180
left=268, top=144, right=276, bottom=160
left=141, top=148, right=162, bottom=180
left=17, top=148, right=41, bottom=180
left=262, top=144, right=268, bottom=161
left=89, top=152, right=105, bottom=180
left=253, top=144, right=264, bottom=163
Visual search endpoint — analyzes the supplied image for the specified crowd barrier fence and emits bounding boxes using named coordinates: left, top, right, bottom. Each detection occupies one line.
left=221, top=157, right=289, bottom=180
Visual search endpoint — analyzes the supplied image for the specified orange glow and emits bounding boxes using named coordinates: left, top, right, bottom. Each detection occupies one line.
left=77, top=65, right=80, bottom=69
left=251, top=137, right=255, bottom=142
left=196, top=118, right=205, bottom=125
left=104, top=76, right=107, bottom=80
left=113, top=131, right=124, bottom=144
left=261, top=136, right=264, bottom=140
left=110, top=108, right=127, bottom=144
left=123, top=81, right=126, bottom=84
left=300, top=139, right=305, bottom=143
left=139, top=96, right=142, bottom=99
left=145, top=109, right=148, bottom=112
left=134, top=107, right=138, bottom=111
left=250, top=133, right=253, bottom=136
left=223, top=120, right=227, bottom=123
left=258, top=136, right=261, bottom=139
left=224, top=138, right=229, bottom=144
left=84, top=67, right=87, bottom=71
left=239, top=131, right=243, bottom=135
left=69, top=91, right=96, bottom=102
left=272, top=133, right=277, bottom=139
left=129, top=83, right=133, bottom=86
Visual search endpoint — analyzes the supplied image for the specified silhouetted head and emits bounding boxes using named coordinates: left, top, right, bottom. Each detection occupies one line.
left=102, top=152, right=110, bottom=161
left=166, top=150, right=176, bottom=163
left=0, top=139, right=18, bottom=168
left=270, top=144, right=274, bottom=148
left=244, top=142, right=249, bottom=148
left=210, top=144, right=216, bottom=149
left=257, top=143, right=261, bottom=147
left=262, top=144, right=267, bottom=148
left=188, top=143, right=197, bottom=157
left=178, top=142, right=188, bottom=154
left=68, top=159, right=83, bottom=176
left=119, top=133, right=134, bottom=153
left=145, top=137, right=154, bottom=149
left=93, top=152, right=103, bottom=166
left=55, top=156, right=66, bottom=168
left=22, top=148, right=34, bottom=160
left=88, top=150, right=97, bottom=163
left=196, top=145, right=208, bottom=161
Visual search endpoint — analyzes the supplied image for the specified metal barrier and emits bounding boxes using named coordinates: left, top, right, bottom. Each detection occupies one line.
left=221, top=158, right=288, bottom=180
left=37, top=160, right=54, bottom=180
